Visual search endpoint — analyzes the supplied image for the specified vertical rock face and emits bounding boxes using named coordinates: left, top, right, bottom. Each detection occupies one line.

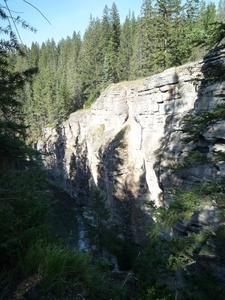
left=37, top=49, right=225, bottom=245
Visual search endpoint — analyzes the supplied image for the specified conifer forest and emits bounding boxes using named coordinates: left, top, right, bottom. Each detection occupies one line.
left=12, top=0, right=224, bottom=138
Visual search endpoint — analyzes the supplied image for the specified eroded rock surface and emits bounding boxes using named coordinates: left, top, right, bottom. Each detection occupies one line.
left=37, top=49, right=225, bottom=245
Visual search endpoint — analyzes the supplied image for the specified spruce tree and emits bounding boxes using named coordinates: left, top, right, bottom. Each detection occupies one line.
left=101, top=54, right=111, bottom=90
left=79, top=16, right=104, bottom=104
left=218, top=0, right=225, bottom=21
left=101, top=5, right=111, bottom=54
left=107, top=2, right=121, bottom=83
left=169, top=2, right=190, bottom=66
left=66, top=32, right=83, bottom=110
left=117, top=13, right=136, bottom=81
left=153, top=0, right=185, bottom=70
left=84, top=187, right=111, bottom=253
left=130, top=0, right=156, bottom=78
left=29, top=42, right=40, bottom=68
left=191, top=1, right=218, bottom=53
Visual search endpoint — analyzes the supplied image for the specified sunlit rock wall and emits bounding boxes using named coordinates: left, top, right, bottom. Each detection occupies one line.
left=37, top=48, right=225, bottom=245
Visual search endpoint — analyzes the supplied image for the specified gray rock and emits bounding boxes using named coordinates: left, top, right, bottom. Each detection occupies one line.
left=36, top=50, right=225, bottom=245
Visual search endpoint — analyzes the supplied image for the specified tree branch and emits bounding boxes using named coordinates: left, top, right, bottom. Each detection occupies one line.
left=23, top=0, right=52, bottom=25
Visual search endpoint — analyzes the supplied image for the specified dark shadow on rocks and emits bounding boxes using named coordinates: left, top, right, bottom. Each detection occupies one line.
left=44, top=124, right=91, bottom=206
left=68, top=144, right=91, bottom=206
left=96, top=126, right=152, bottom=250
left=43, top=124, right=67, bottom=183
left=39, top=125, right=90, bottom=248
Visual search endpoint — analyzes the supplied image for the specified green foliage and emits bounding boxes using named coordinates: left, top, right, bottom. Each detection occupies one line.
left=183, top=269, right=224, bottom=300
left=0, top=167, right=52, bottom=267
left=131, top=0, right=156, bottom=78
left=20, top=241, right=92, bottom=295
left=117, top=13, right=136, bottom=81
left=143, top=283, right=173, bottom=300
left=107, top=2, right=121, bottom=83
left=130, top=0, right=207, bottom=77
left=218, top=0, right=225, bottom=21
left=18, top=240, right=128, bottom=299
left=180, top=99, right=225, bottom=143
left=136, top=238, right=173, bottom=299
left=195, top=21, right=225, bottom=50
left=168, top=150, right=208, bottom=173
left=84, top=187, right=111, bottom=253
left=0, top=51, right=38, bottom=168
left=6, top=1, right=225, bottom=141
left=102, top=54, right=112, bottom=89
left=137, top=191, right=225, bottom=298
left=84, top=187, right=140, bottom=273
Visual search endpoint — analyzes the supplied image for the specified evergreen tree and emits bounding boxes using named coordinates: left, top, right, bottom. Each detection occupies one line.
left=101, top=54, right=112, bottom=90
left=100, top=5, right=113, bottom=86
left=84, top=187, right=111, bottom=253
left=218, top=0, right=225, bottom=21
left=182, top=0, right=203, bottom=61
left=169, top=2, right=190, bottom=66
left=153, top=0, right=184, bottom=70
left=101, top=5, right=111, bottom=54
left=117, top=13, right=136, bottom=81
left=191, top=1, right=218, bottom=52
left=130, top=0, right=156, bottom=78
left=107, top=2, right=121, bottom=83
left=29, top=42, right=40, bottom=68
left=110, top=2, right=121, bottom=52
left=0, top=52, right=37, bottom=168
left=79, top=16, right=104, bottom=104
left=66, top=32, right=83, bottom=110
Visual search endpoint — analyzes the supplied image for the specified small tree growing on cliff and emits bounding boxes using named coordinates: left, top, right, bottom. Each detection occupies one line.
left=84, top=187, right=111, bottom=253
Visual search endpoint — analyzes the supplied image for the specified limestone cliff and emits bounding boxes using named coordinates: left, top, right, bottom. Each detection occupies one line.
left=37, top=48, right=225, bottom=245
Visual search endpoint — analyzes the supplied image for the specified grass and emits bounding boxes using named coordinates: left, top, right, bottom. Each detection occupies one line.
left=19, top=241, right=92, bottom=295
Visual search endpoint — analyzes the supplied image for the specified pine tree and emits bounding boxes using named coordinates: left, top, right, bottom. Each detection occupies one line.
left=84, top=187, right=111, bottom=253
left=130, top=0, right=156, bottom=78
left=101, top=5, right=111, bottom=54
left=66, top=32, right=83, bottom=110
left=29, top=42, right=40, bottom=68
left=101, top=54, right=112, bottom=90
left=0, top=52, right=37, bottom=168
left=218, top=0, right=225, bottom=21
left=153, top=0, right=185, bottom=70
left=191, top=1, right=218, bottom=52
left=169, top=1, right=191, bottom=66
left=110, top=3, right=121, bottom=52
left=117, top=13, right=136, bottom=81
left=107, top=2, right=121, bottom=83
left=79, top=16, right=104, bottom=104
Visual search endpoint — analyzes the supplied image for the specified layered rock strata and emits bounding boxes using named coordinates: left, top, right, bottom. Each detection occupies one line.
left=37, top=48, right=225, bottom=245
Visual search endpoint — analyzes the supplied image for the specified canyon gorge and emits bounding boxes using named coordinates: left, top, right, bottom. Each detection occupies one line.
left=36, top=48, right=225, bottom=246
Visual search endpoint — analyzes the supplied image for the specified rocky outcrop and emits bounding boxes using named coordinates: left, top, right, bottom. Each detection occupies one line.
left=37, top=48, right=225, bottom=245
